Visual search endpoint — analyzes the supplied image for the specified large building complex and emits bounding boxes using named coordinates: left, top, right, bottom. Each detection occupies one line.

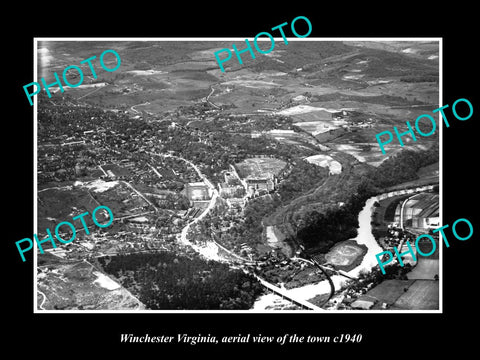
left=395, top=193, right=439, bottom=230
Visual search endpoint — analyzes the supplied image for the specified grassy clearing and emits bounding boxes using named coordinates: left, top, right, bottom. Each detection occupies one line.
left=37, top=261, right=143, bottom=310
left=416, top=161, right=439, bottom=178
left=391, top=280, right=439, bottom=310
left=235, top=157, right=287, bottom=178
left=365, top=279, right=415, bottom=309
left=408, top=258, right=439, bottom=280
left=38, top=187, right=99, bottom=232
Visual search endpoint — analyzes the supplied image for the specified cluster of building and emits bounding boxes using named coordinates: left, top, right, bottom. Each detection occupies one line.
left=244, top=175, right=277, bottom=196
left=217, top=172, right=246, bottom=208
left=183, top=182, right=212, bottom=208
left=42, top=219, right=181, bottom=261
left=394, top=193, right=439, bottom=231
left=382, top=226, right=413, bottom=251
left=379, top=192, right=440, bottom=266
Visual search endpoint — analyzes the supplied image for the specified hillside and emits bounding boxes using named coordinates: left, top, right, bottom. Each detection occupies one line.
left=35, top=39, right=440, bottom=310
left=37, top=259, right=145, bottom=310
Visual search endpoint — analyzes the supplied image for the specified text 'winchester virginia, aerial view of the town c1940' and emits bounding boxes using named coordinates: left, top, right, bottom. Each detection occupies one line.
left=36, top=40, right=440, bottom=312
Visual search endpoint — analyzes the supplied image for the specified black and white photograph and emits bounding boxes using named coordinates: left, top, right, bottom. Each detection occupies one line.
left=33, top=39, right=441, bottom=312
left=5, top=6, right=478, bottom=355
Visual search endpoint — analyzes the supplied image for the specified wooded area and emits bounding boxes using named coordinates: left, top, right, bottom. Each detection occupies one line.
left=98, top=252, right=263, bottom=310
left=296, top=144, right=439, bottom=252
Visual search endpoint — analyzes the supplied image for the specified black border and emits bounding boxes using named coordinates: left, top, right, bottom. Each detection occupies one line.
left=6, top=5, right=478, bottom=355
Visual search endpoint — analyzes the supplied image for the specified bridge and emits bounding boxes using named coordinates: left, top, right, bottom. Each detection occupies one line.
left=253, top=275, right=324, bottom=311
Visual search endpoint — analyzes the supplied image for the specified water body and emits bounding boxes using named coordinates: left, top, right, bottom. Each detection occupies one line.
left=285, top=196, right=383, bottom=301
left=254, top=186, right=435, bottom=309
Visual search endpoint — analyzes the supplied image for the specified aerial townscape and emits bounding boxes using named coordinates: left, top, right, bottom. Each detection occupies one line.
left=36, top=40, right=439, bottom=311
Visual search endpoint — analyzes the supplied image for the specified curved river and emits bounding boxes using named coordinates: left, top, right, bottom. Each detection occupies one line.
left=253, top=185, right=435, bottom=310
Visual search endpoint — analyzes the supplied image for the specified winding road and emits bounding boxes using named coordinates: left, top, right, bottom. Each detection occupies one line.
left=253, top=275, right=323, bottom=311
left=144, top=152, right=324, bottom=308
left=130, top=101, right=150, bottom=114
left=147, top=152, right=223, bottom=260
left=205, top=86, right=221, bottom=109
left=37, top=290, right=47, bottom=310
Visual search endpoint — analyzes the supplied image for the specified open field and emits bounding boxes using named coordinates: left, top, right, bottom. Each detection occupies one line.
left=37, top=186, right=101, bottom=233
left=408, top=259, right=439, bottom=280
left=304, top=154, right=342, bottom=174
left=39, top=40, right=438, bottom=115
left=390, top=280, right=439, bottom=310
left=416, top=161, right=439, bottom=180
left=415, top=234, right=440, bottom=259
left=364, top=279, right=415, bottom=308
left=324, top=240, right=368, bottom=271
left=37, top=40, right=440, bottom=311
left=37, top=179, right=155, bottom=238
left=101, top=163, right=133, bottom=177
left=354, top=278, right=438, bottom=310
left=235, top=157, right=287, bottom=179
left=37, top=261, right=144, bottom=310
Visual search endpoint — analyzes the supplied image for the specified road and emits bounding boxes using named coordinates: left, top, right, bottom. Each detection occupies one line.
left=147, top=152, right=225, bottom=261
left=77, top=83, right=109, bottom=100
left=120, top=180, right=159, bottom=212
left=114, top=211, right=155, bottom=221
left=147, top=163, right=163, bottom=179
left=130, top=101, right=150, bottom=114
left=37, top=290, right=47, bottom=310
left=98, top=164, right=108, bottom=176
left=179, top=192, right=218, bottom=245
left=253, top=275, right=323, bottom=311
left=149, top=152, right=216, bottom=191
left=205, top=86, right=221, bottom=109
left=399, top=193, right=422, bottom=230
left=38, top=185, right=73, bottom=193
left=92, top=247, right=170, bottom=259
left=173, top=154, right=215, bottom=190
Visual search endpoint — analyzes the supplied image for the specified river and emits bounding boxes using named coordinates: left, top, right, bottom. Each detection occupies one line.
left=253, top=185, right=435, bottom=310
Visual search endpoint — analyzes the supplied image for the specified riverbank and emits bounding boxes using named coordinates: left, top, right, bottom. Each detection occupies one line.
left=253, top=185, right=436, bottom=310
left=253, top=194, right=381, bottom=309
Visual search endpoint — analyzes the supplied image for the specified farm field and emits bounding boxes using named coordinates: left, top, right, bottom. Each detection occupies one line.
left=391, top=280, right=439, bottom=310
left=36, top=39, right=440, bottom=311
left=305, top=154, right=342, bottom=174
left=235, top=157, right=287, bottom=179
left=407, top=259, right=439, bottom=280
left=362, top=279, right=415, bottom=308
left=354, top=278, right=438, bottom=310
left=37, top=186, right=104, bottom=234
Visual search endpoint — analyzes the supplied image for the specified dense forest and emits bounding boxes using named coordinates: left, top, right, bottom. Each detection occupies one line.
left=372, top=144, right=439, bottom=188
left=278, top=161, right=329, bottom=203
left=296, top=179, right=374, bottom=251
left=294, top=144, right=439, bottom=252
left=98, top=252, right=263, bottom=310
left=189, top=143, right=439, bottom=257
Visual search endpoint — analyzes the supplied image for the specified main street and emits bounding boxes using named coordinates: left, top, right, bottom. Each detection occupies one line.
left=147, top=152, right=223, bottom=261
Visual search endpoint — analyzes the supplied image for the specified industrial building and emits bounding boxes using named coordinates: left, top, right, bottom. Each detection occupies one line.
left=184, top=182, right=210, bottom=201
left=395, top=193, right=439, bottom=230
